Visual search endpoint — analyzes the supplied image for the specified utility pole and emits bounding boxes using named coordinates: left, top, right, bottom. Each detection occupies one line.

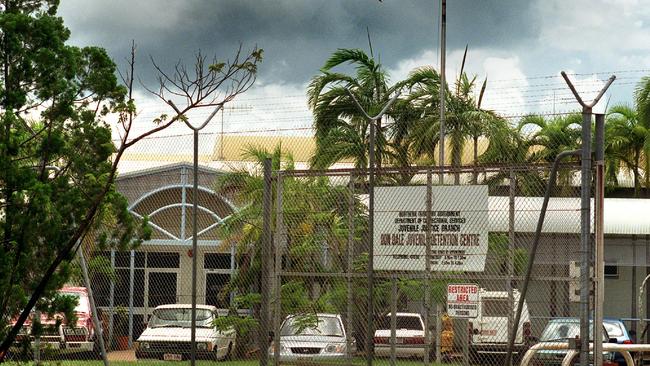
left=439, top=0, right=446, bottom=185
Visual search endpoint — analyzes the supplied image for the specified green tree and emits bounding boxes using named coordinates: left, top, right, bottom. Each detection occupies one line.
left=307, top=48, right=400, bottom=170
left=514, top=113, right=582, bottom=195
left=397, top=49, right=506, bottom=184
left=606, top=104, right=650, bottom=196
left=215, top=144, right=366, bottom=352
left=517, top=113, right=582, bottom=164
left=0, top=2, right=261, bottom=357
left=393, top=67, right=442, bottom=167
left=636, top=76, right=650, bottom=132
left=479, top=125, right=548, bottom=195
left=0, top=1, right=135, bottom=355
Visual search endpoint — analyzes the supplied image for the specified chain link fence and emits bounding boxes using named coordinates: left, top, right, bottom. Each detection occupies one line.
left=4, top=131, right=625, bottom=366
left=267, top=163, right=585, bottom=366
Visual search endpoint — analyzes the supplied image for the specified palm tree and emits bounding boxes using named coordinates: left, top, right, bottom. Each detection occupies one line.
left=307, top=48, right=399, bottom=170
left=479, top=125, right=546, bottom=195
left=634, top=76, right=650, bottom=193
left=398, top=60, right=505, bottom=184
left=393, top=66, right=442, bottom=166
left=636, top=76, right=650, bottom=129
left=215, top=144, right=366, bottom=313
left=517, top=113, right=582, bottom=164
left=514, top=113, right=582, bottom=195
left=606, top=104, right=650, bottom=196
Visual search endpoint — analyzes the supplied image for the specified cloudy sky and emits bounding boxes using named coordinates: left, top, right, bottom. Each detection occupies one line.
left=58, top=0, right=650, bottom=137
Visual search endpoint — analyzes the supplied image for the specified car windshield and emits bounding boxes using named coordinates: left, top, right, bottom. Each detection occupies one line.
left=378, top=315, right=423, bottom=331
left=604, top=321, right=625, bottom=337
left=59, top=292, right=89, bottom=313
left=280, top=316, right=343, bottom=337
left=149, top=308, right=214, bottom=328
left=540, top=320, right=606, bottom=342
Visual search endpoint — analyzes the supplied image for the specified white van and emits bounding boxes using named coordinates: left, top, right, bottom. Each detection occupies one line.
left=468, top=289, right=535, bottom=361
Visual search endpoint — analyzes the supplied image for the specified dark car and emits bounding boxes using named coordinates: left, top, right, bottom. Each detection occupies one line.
left=533, top=318, right=614, bottom=366
left=604, top=318, right=633, bottom=366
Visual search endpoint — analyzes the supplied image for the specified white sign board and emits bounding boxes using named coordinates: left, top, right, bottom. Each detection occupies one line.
left=374, top=185, right=489, bottom=272
left=447, top=284, right=479, bottom=318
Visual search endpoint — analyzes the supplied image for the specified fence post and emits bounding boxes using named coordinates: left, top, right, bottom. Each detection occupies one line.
left=390, top=274, right=397, bottom=366
left=594, top=113, right=606, bottom=366
left=507, top=168, right=516, bottom=366
left=128, top=249, right=134, bottom=348
left=108, top=249, right=115, bottom=350
left=259, top=158, right=272, bottom=366
left=579, top=109, right=592, bottom=366
left=426, top=170, right=432, bottom=365
left=560, top=72, right=615, bottom=366
left=345, top=88, right=400, bottom=366
left=347, top=172, right=355, bottom=365
left=273, top=171, right=283, bottom=366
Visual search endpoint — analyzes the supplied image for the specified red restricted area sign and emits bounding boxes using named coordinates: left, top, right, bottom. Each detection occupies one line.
left=447, top=284, right=479, bottom=318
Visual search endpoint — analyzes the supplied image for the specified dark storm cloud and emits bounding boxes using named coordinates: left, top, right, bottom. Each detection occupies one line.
left=59, top=0, right=539, bottom=88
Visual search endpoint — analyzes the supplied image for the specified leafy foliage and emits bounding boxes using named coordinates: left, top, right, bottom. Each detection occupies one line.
left=0, top=1, right=147, bottom=348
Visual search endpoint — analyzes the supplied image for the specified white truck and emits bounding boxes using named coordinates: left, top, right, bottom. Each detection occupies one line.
left=468, top=288, right=535, bottom=362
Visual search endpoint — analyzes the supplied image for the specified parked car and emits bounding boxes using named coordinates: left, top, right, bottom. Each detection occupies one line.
left=12, top=286, right=97, bottom=355
left=604, top=318, right=634, bottom=366
left=134, top=304, right=235, bottom=361
left=373, top=312, right=431, bottom=358
left=468, top=289, right=535, bottom=362
left=532, top=318, right=614, bottom=366
left=268, top=313, right=355, bottom=362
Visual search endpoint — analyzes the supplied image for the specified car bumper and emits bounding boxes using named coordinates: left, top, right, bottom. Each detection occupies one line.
left=63, top=341, right=94, bottom=351
left=135, top=349, right=216, bottom=360
left=268, top=352, right=348, bottom=363
left=533, top=351, right=613, bottom=366
left=10, top=340, right=93, bottom=354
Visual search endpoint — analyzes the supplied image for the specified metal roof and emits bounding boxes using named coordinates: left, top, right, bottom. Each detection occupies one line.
left=488, top=196, right=650, bottom=235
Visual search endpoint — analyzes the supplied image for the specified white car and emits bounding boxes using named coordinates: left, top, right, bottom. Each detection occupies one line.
left=269, top=313, right=355, bottom=362
left=374, top=312, right=431, bottom=358
left=134, top=304, right=235, bottom=361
